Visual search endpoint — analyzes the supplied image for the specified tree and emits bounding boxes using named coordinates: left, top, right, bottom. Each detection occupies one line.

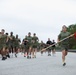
left=67, top=24, right=76, bottom=49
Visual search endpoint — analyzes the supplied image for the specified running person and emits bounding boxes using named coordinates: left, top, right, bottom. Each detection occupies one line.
left=25, top=32, right=32, bottom=59
left=0, top=29, right=8, bottom=60
left=58, top=25, right=70, bottom=66
left=40, top=41, right=46, bottom=56
left=32, top=33, right=39, bottom=58
left=14, top=34, right=21, bottom=57
left=22, top=35, right=28, bottom=57
left=5, top=33, right=10, bottom=58
left=51, top=40, right=56, bottom=56
left=46, top=38, right=52, bottom=56
left=8, top=32, right=15, bottom=57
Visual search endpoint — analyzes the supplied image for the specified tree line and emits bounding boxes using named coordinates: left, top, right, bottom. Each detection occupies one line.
left=67, top=24, right=76, bottom=49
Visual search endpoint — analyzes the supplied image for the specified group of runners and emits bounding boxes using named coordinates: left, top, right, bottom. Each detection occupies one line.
left=0, top=29, right=21, bottom=60
left=0, top=25, right=72, bottom=66
left=40, top=39, right=56, bottom=56
left=0, top=29, right=56, bottom=60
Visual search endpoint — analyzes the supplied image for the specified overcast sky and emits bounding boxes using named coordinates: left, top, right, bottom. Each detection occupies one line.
left=0, top=0, right=76, bottom=43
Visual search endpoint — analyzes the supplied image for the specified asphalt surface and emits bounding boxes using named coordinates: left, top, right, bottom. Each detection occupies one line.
left=0, top=52, right=76, bottom=75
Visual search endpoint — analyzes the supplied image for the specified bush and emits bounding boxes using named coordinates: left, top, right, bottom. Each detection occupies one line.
left=72, top=46, right=76, bottom=49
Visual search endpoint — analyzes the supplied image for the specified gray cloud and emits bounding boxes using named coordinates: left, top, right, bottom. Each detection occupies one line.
left=0, top=0, right=76, bottom=42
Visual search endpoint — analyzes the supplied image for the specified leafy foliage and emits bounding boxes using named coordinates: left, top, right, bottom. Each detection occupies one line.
left=67, top=24, right=76, bottom=49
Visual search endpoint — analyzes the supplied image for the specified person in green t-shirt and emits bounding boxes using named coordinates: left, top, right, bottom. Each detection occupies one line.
left=40, top=41, right=46, bottom=56
left=8, top=32, right=16, bottom=57
left=25, top=32, right=32, bottom=59
left=0, top=29, right=8, bottom=60
left=58, top=25, right=70, bottom=66
left=32, top=33, right=39, bottom=58
left=14, top=34, right=21, bottom=57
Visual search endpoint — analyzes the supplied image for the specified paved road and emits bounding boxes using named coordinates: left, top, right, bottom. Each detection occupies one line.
left=0, top=52, right=76, bottom=75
